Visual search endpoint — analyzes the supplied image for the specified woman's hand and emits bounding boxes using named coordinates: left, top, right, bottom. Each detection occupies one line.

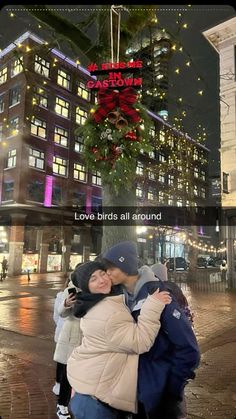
left=151, top=288, right=172, bottom=305
left=64, top=293, right=77, bottom=308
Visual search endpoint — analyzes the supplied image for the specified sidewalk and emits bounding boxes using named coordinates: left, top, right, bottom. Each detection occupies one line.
left=0, top=273, right=236, bottom=418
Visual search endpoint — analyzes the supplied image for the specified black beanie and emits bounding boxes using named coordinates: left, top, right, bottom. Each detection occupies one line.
left=103, top=241, right=138, bottom=275
left=71, top=261, right=104, bottom=292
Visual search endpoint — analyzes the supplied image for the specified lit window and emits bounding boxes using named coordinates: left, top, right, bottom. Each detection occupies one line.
left=11, top=57, right=23, bottom=77
left=136, top=186, right=143, bottom=198
left=8, top=116, right=19, bottom=137
left=9, top=85, right=21, bottom=107
left=54, top=126, right=69, bottom=147
left=57, top=69, right=71, bottom=90
left=148, top=189, right=154, bottom=200
left=53, top=156, right=68, bottom=176
left=29, top=148, right=45, bottom=170
left=177, top=199, right=183, bottom=207
left=149, top=150, right=155, bottom=159
left=200, top=187, right=206, bottom=198
left=148, top=170, right=155, bottom=180
left=74, top=163, right=87, bottom=182
left=168, top=197, right=173, bottom=205
left=6, top=149, right=16, bottom=168
left=168, top=138, right=174, bottom=147
left=31, top=117, right=46, bottom=138
left=0, top=123, right=3, bottom=141
left=177, top=179, right=183, bottom=189
left=33, top=86, right=48, bottom=108
left=194, top=185, right=198, bottom=196
left=55, top=97, right=70, bottom=118
left=158, top=153, right=166, bottom=162
left=159, top=130, right=165, bottom=142
left=149, top=127, right=155, bottom=138
left=34, top=55, right=50, bottom=77
left=194, top=167, right=199, bottom=178
left=0, top=94, right=4, bottom=113
left=159, top=172, right=165, bottom=183
left=193, top=149, right=198, bottom=160
left=136, top=162, right=144, bottom=175
left=159, top=191, right=165, bottom=203
left=92, top=171, right=102, bottom=186
left=77, top=81, right=90, bottom=101
left=201, top=170, right=206, bottom=181
left=168, top=174, right=174, bottom=186
left=0, top=66, right=7, bottom=85
left=74, top=136, right=84, bottom=153
left=76, top=106, right=87, bottom=125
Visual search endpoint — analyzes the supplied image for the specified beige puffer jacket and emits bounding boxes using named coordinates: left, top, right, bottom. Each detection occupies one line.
left=67, top=293, right=165, bottom=413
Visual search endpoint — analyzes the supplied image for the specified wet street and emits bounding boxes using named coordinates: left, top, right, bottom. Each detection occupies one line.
left=0, top=273, right=236, bottom=418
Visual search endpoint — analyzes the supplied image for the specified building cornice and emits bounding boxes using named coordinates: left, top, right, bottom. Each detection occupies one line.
left=202, top=17, right=236, bottom=52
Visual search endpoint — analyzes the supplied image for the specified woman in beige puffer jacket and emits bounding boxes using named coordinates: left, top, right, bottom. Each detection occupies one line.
left=67, top=262, right=171, bottom=418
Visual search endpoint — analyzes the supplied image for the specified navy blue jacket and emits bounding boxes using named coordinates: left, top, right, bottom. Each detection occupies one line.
left=128, top=277, right=200, bottom=412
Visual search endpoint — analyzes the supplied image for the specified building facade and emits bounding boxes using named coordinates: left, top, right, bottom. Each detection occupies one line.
left=0, top=31, right=210, bottom=274
left=203, top=16, right=236, bottom=288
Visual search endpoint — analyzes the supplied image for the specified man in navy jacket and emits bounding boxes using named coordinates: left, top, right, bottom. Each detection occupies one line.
left=103, top=241, right=200, bottom=419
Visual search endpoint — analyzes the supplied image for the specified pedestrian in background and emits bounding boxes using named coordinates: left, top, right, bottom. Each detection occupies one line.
left=53, top=275, right=79, bottom=419
left=1, top=256, right=8, bottom=279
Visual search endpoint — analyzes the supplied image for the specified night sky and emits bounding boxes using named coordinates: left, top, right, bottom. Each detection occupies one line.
left=0, top=4, right=235, bottom=176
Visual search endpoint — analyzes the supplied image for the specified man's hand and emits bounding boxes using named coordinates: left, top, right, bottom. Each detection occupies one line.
left=152, top=288, right=172, bottom=305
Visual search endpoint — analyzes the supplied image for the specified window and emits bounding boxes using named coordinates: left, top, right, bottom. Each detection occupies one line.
left=149, top=150, right=155, bottom=159
left=136, top=162, right=144, bottom=175
left=148, top=189, right=154, bottom=200
left=200, top=187, right=206, bottom=198
left=57, top=69, right=71, bottom=90
left=27, top=180, right=44, bottom=202
left=0, top=123, right=3, bottom=141
left=55, top=97, right=70, bottom=118
left=149, top=127, right=155, bottom=138
left=74, top=136, right=84, bottom=153
left=33, top=86, right=48, bottom=108
left=159, top=191, right=165, bottom=203
left=29, top=148, right=45, bottom=170
left=92, top=171, right=101, bottom=186
left=77, top=81, right=90, bottom=101
left=72, top=191, right=86, bottom=207
left=159, top=172, right=165, bottom=183
left=8, top=116, right=19, bottom=137
left=34, top=55, right=50, bottom=77
left=0, top=66, right=7, bottom=85
left=157, top=153, right=166, bottom=162
left=54, top=126, right=69, bottom=147
left=177, top=179, right=183, bottom=190
left=201, top=170, right=206, bottom=181
left=92, top=196, right=102, bottom=213
left=148, top=170, right=155, bottom=180
left=159, top=130, right=165, bottom=142
left=194, top=167, right=199, bottom=178
left=223, top=172, right=229, bottom=193
left=0, top=94, right=4, bottom=113
left=31, top=117, right=46, bottom=138
left=74, top=163, right=87, bottom=182
left=9, top=85, right=21, bottom=107
left=177, top=199, right=183, bottom=207
left=76, top=106, right=87, bottom=125
left=53, top=156, right=68, bottom=176
left=2, top=180, right=14, bottom=201
left=11, top=57, right=23, bottom=77
left=168, top=138, right=174, bottom=147
left=194, top=185, right=198, bottom=196
left=6, top=149, right=16, bottom=168
left=52, top=185, right=63, bottom=205
left=136, top=186, right=143, bottom=198
left=168, top=197, right=173, bottom=205
left=193, top=149, right=198, bottom=160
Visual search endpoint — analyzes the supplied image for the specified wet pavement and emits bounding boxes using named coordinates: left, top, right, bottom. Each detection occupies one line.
left=0, top=273, right=236, bottom=418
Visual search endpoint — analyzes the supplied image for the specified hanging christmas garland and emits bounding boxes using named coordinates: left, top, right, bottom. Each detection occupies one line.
left=77, top=87, right=152, bottom=192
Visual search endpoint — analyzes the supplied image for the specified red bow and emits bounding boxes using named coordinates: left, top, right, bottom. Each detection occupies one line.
left=93, top=88, right=141, bottom=124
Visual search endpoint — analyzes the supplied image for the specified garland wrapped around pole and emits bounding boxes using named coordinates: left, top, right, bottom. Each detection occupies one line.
left=78, top=86, right=152, bottom=194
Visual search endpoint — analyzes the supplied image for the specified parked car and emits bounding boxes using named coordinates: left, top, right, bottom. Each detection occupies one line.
left=197, top=257, right=208, bottom=268
left=166, top=257, right=188, bottom=271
